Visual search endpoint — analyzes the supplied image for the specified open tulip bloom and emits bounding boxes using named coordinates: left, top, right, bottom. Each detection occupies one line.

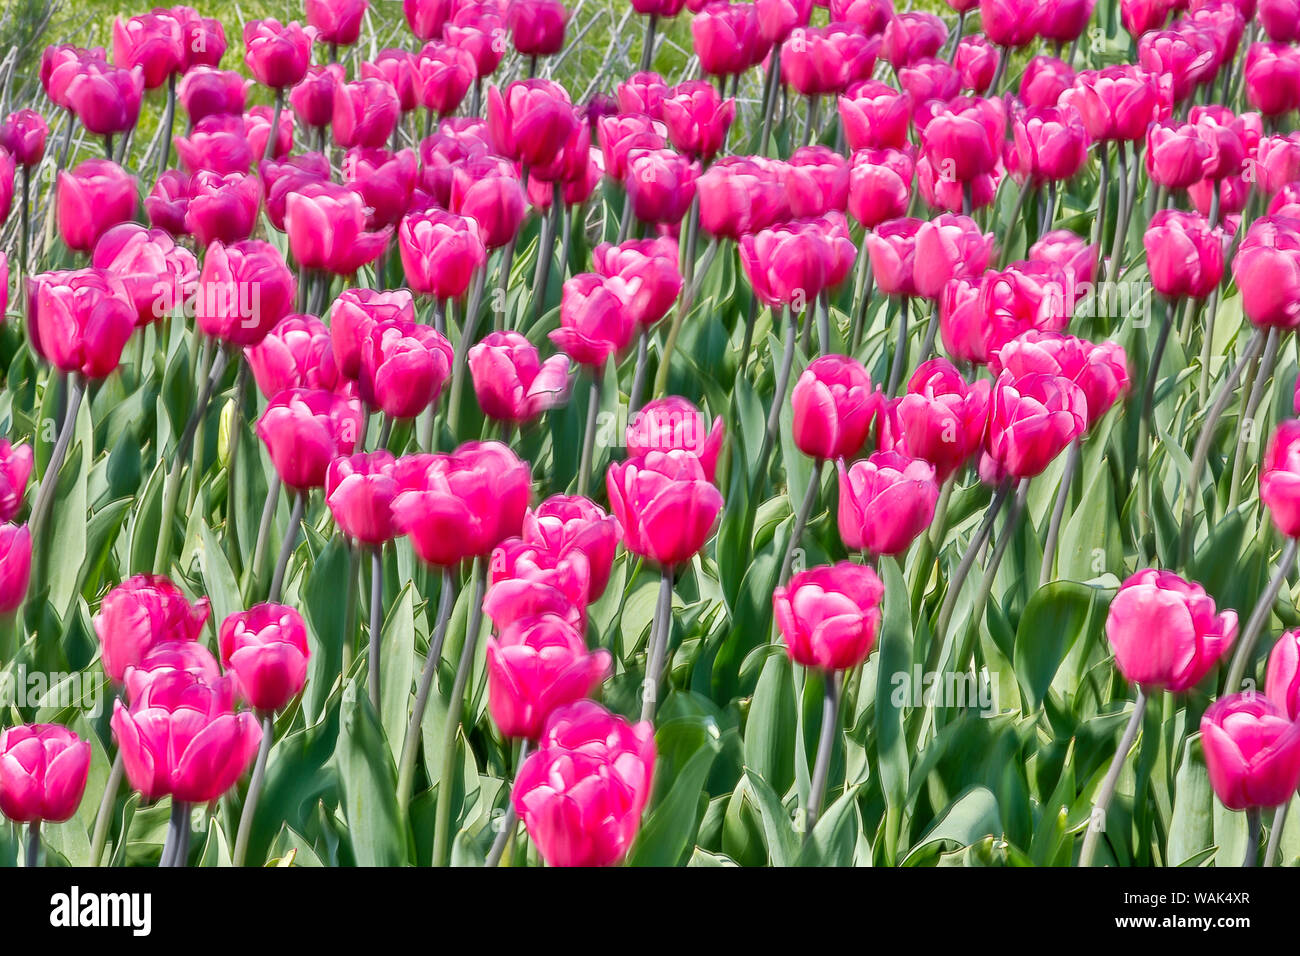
left=8, top=0, right=1300, bottom=884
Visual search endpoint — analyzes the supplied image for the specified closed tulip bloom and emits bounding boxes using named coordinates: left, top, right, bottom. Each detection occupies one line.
left=56, top=158, right=136, bottom=254
left=606, top=450, right=723, bottom=567
left=1231, top=216, right=1300, bottom=329
left=446, top=8, right=509, bottom=79
left=414, top=42, right=475, bottom=117
left=1145, top=120, right=1213, bottom=189
left=597, top=114, right=666, bottom=182
left=877, top=358, right=989, bottom=481
left=174, top=8, right=227, bottom=70
left=359, top=318, right=453, bottom=419
left=980, top=0, right=1043, bottom=48
left=285, top=182, right=391, bottom=276
left=391, top=441, right=532, bottom=565
left=1040, top=0, right=1094, bottom=42
left=986, top=371, right=1088, bottom=478
left=839, top=80, right=910, bottom=150
left=915, top=154, right=1002, bottom=214
left=740, top=218, right=837, bottom=305
left=93, top=574, right=210, bottom=684
left=177, top=68, right=248, bottom=126
left=774, top=562, right=884, bottom=671
left=1020, top=56, right=1075, bottom=109
left=41, top=44, right=100, bottom=111
left=991, top=331, right=1130, bottom=426
left=837, top=451, right=938, bottom=555
left=696, top=157, right=788, bottom=239
left=247, top=108, right=293, bottom=160
left=194, top=240, right=296, bottom=346
left=1201, top=694, right=1300, bottom=810
left=306, top=0, right=368, bottom=45
left=344, top=147, right=418, bottom=230
left=616, top=71, right=670, bottom=119
left=1062, top=66, right=1162, bottom=142
left=880, top=12, right=946, bottom=69
left=245, top=314, right=339, bottom=399
left=65, top=58, right=144, bottom=136
left=912, top=214, right=994, bottom=301
left=449, top=158, right=525, bottom=249
left=693, top=1, right=766, bottom=76
left=0, top=725, right=91, bottom=824
left=593, top=238, right=682, bottom=328
left=0, top=110, right=49, bottom=167
left=830, top=0, right=891, bottom=31
left=1261, top=420, right=1300, bottom=537
left=257, top=388, right=363, bottom=491
left=512, top=701, right=655, bottom=867
left=468, top=331, right=572, bottom=424
left=111, top=675, right=262, bottom=804
left=289, top=64, right=344, bottom=129
left=483, top=538, right=591, bottom=632
left=219, top=604, right=311, bottom=713
left=90, top=223, right=196, bottom=327
left=112, top=13, right=184, bottom=89
left=919, top=96, right=1004, bottom=183
left=1260, top=0, right=1300, bottom=40
left=1245, top=43, right=1300, bottom=117
left=787, top=147, right=850, bottom=217
left=0, top=442, right=32, bottom=525
left=1266, top=628, right=1300, bottom=719
left=1009, top=106, right=1090, bottom=184
left=661, top=81, right=735, bottom=161
left=1144, top=209, right=1223, bottom=299
left=184, top=170, right=260, bottom=247
left=330, top=288, right=415, bottom=379
left=864, top=217, right=922, bottom=297
left=1030, top=229, right=1098, bottom=287
left=398, top=208, right=487, bottom=299
left=403, top=0, right=455, bottom=39
left=848, top=147, right=913, bottom=228
left=624, top=147, right=699, bottom=225
left=1120, top=0, right=1174, bottom=36
left=487, top=615, right=611, bottom=740
left=26, top=269, right=135, bottom=379
left=790, top=356, right=878, bottom=462
left=1188, top=105, right=1250, bottom=181
left=332, top=77, right=400, bottom=149
left=1139, top=27, right=1219, bottom=104
left=551, top=273, right=636, bottom=367
left=1254, top=135, right=1300, bottom=195
left=954, top=37, right=998, bottom=94
left=971, top=261, right=1078, bottom=357
left=509, top=0, right=568, bottom=55
left=363, top=51, right=420, bottom=113
left=782, top=24, right=877, bottom=96
left=174, top=114, right=255, bottom=176
left=899, top=57, right=962, bottom=108
left=523, top=495, right=619, bottom=599
left=627, top=397, right=725, bottom=481
left=244, top=19, right=313, bottom=90
left=487, top=79, right=578, bottom=168
left=326, top=451, right=400, bottom=544
left=0, top=525, right=31, bottom=615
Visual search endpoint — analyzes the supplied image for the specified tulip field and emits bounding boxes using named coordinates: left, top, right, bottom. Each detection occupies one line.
left=3, top=0, right=1300, bottom=874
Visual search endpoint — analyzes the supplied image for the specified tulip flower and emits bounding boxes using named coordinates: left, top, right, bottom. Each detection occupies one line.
left=986, top=371, right=1088, bottom=478
left=363, top=51, right=420, bottom=113
left=445, top=7, right=508, bottom=79
left=467, top=331, right=572, bottom=424
left=448, top=158, right=525, bottom=249
left=877, top=359, right=990, bottom=482
left=991, top=332, right=1130, bottom=428
left=257, top=388, right=364, bottom=491
left=741, top=217, right=842, bottom=307
left=696, top=157, right=788, bottom=239
left=332, top=77, right=400, bottom=150
left=522, top=495, right=619, bottom=599
left=1062, top=66, right=1162, bottom=143
left=174, top=8, right=227, bottom=69
left=848, top=148, right=914, bottom=229
left=250, top=107, right=295, bottom=163
left=607, top=449, right=723, bottom=568
left=0, top=442, right=32, bottom=525
left=92, top=574, right=210, bottom=684
left=482, top=538, right=591, bottom=633
left=1231, top=217, right=1300, bottom=330
left=880, top=12, right=947, bottom=69
left=837, top=451, right=939, bottom=556
left=790, top=356, right=879, bottom=462
left=1266, top=629, right=1300, bottom=720
left=397, top=208, right=487, bottom=300
left=551, top=273, right=637, bottom=367
left=512, top=701, right=655, bottom=867
left=773, top=562, right=885, bottom=671
left=358, top=318, right=454, bottom=420
left=839, top=80, right=910, bottom=150
left=0, top=110, right=49, bottom=168
left=56, top=158, right=136, bottom=254
left=65, top=58, right=144, bottom=137
left=912, top=214, right=995, bottom=301
left=864, top=218, right=922, bottom=297
left=90, top=223, right=197, bottom=327
left=1261, top=420, right=1300, bottom=538
left=1020, top=56, right=1075, bottom=110
left=285, top=182, right=391, bottom=276
left=174, top=114, right=254, bottom=175
left=403, top=0, right=455, bottom=40
left=509, top=0, right=568, bottom=56
left=1144, top=209, right=1224, bottom=299
left=692, top=2, right=766, bottom=79
left=487, top=79, right=578, bottom=168
left=245, top=313, right=340, bottom=399
left=306, top=0, right=368, bottom=46
left=1008, top=106, right=1090, bottom=185
left=0, top=724, right=91, bottom=824
left=782, top=23, right=877, bottom=96
left=289, top=64, right=344, bottom=131
left=1245, top=43, right=1300, bottom=117
left=1201, top=694, right=1300, bottom=811
left=414, top=42, right=475, bottom=118
left=1145, top=120, right=1214, bottom=190
left=243, top=20, right=313, bottom=91
left=194, top=239, right=296, bottom=347
left=0, top=524, right=31, bottom=615
left=26, top=269, right=135, bottom=379
left=899, top=58, right=962, bottom=108
left=918, top=96, right=1004, bottom=185
left=330, top=287, right=416, bottom=380
left=325, top=451, right=400, bottom=547
left=391, top=442, right=532, bottom=567
left=624, top=147, right=698, bottom=225
left=219, top=604, right=311, bottom=713
left=592, top=238, right=682, bottom=328
left=1138, top=28, right=1218, bottom=104
left=955, top=37, right=998, bottom=94
left=661, top=81, right=735, bottom=162
left=1105, top=569, right=1237, bottom=692
left=184, top=170, right=260, bottom=247
left=627, top=397, right=725, bottom=481
left=260, top=152, right=332, bottom=231
left=177, top=68, right=248, bottom=127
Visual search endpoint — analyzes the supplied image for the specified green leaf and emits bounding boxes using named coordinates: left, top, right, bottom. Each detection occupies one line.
left=1168, top=734, right=1216, bottom=867
left=1013, top=582, right=1099, bottom=710
left=743, top=769, right=799, bottom=867
left=627, top=717, right=723, bottom=867
left=335, top=682, right=408, bottom=867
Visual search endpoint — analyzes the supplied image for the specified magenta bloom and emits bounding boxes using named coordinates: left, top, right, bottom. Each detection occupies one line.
left=26, top=269, right=136, bottom=380
left=551, top=273, right=637, bottom=368
left=985, top=371, right=1088, bottom=478
left=244, top=313, right=340, bottom=400
left=773, top=562, right=885, bottom=671
left=1201, top=694, right=1300, bottom=811
left=256, top=387, right=364, bottom=491
left=56, top=158, right=136, bottom=254
left=194, top=240, right=296, bottom=347
left=627, top=397, right=725, bottom=482
left=468, top=331, right=572, bottom=424
left=523, top=495, right=620, bottom=600
left=397, top=208, right=486, bottom=299
left=0, top=724, right=91, bottom=824
left=877, top=359, right=990, bottom=482
left=219, top=604, right=311, bottom=713
left=358, top=318, right=454, bottom=420
left=1261, top=420, right=1300, bottom=538
left=606, top=450, right=724, bottom=567
left=790, top=356, right=879, bottom=462
left=243, top=19, right=314, bottom=90
left=93, top=574, right=210, bottom=684
left=326, top=451, right=400, bottom=545
left=837, top=451, right=939, bottom=556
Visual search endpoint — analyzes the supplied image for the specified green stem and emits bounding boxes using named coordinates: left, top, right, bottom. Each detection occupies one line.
left=803, top=671, right=841, bottom=841
left=1223, top=538, right=1300, bottom=692
left=577, top=373, right=602, bottom=497
left=397, top=567, right=457, bottom=821
left=267, top=491, right=305, bottom=603
left=1078, top=688, right=1147, bottom=867
left=778, top=460, right=823, bottom=585
left=1040, top=440, right=1080, bottom=587
left=89, top=749, right=124, bottom=866
left=232, top=712, right=274, bottom=867
left=368, top=544, right=385, bottom=716
left=640, top=568, right=675, bottom=723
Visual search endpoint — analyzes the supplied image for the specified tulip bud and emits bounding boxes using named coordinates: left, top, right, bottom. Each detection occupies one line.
left=0, top=724, right=91, bottom=824
left=551, top=273, right=637, bottom=367
left=606, top=450, right=723, bottom=567
left=790, top=355, right=878, bottom=462
left=1144, top=209, right=1224, bottom=299
left=243, top=19, right=314, bottom=90
left=0, top=524, right=31, bottom=615
left=194, top=239, right=297, bottom=347
left=305, top=0, right=368, bottom=46
left=245, top=313, right=340, bottom=399
left=27, top=269, right=136, bottom=379
left=1232, top=216, right=1300, bottom=330
left=397, top=208, right=486, bottom=299
left=359, top=318, right=454, bottom=419
left=1201, top=693, right=1300, bottom=810
left=487, top=615, right=611, bottom=740
left=56, top=158, right=137, bottom=254
left=92, top=574, right=210, bottom=684
left=877, top=358, right=989, bottom=481
left=626, top=396, right=725, bottom=481
left=837, top=451, right=939, bottom=555
left=523, top=495, right=619, bottom=600
left=1261, top=420, right=1300, bottom=537
left=0, top=110, right=49, bottom=168
left=774, top=562, right=885, bottom=671
left=219, top=604, right=312, bottom=713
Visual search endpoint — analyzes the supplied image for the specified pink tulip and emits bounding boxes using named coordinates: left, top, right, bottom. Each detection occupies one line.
left=92, top=574, right=210, bottom=684
left=326, top=451, right=400, bottom=545
left=592, top=238, right=682, bottom=328
left=487, top=79, right=578, bottom=169
left=332, top=77, right=400, bottom=149
left=0, top=725, right=91, bottom=824
left=617, top=71, right=670, bottom=119
left=0, top=110, right=49, bottom=168
left=112, top=13, right=185, bottom=89
left=1040, top=0, right=1094, bottom=42
left=512, top=700, right=655, bottom=867
left=912, top=214, right=994, bottom=301
left=65, top=58, right=144, bottom=136
left=174, top=8, right=227, bottom=70
left=91, top=223, right=197, bottom=327
left=26, top=269, right=135, bottom=379
left=194, top=239, right=296, bottom=347
left=330, top=288, right=415, bottom=380
left=245, top=313, right=340, bottom=399
left=758, top=0, right=814, bottom=42
left=985, top=371, right=1088, bottom=478
left=551, top=273, right=637, bottom=367
left=1062, top=66, right=1162, bottom=142
left=183, top=170, right=260, bottom=247
left=523, top=495, right=619, bottom=599
left=955, top=37, right=998, bottom=94
left=848, top=147, right=913, bottom=228
left=285, top=182, right=391, bottom=276
left=877, top=358, right=989, bottom=481
left=740, top=217, right=838, bottom=306
left=445, top=8, right=508, bottom=79
left=219, top=604, right=311, bottom=713
left=289, top=64, right=344, bottom=129
left=174, top=114, right=254, bottom=176
left=693, top=1, right=767, bottom=76
left=980, top=0, right=1043, bottom=49
left=991, top=331, right=1130, bottom=427
left=391, top=441, right=532, bottom=566
left=774, top=562, right=884, bottom=671
left=397, top=208, right=487, bottom=299
left=1138, top=28, right=1218, bottom=104
left=414, top=42, right=475, bottom=117
left=42, top=45, right=102, bottom=111
left=243, top=19, right=313, bottom=90
left=782, top=23, right=877, bottom=96
left=359, top=318, right=454, bottom=419
left=403, top=0, right=455, bottom=40
left=696, top=156, right=789, bottom=239
left=864, top=217, right=922, bottom=297
left=260, top=154, right=333, bottom=232
left=483, top=538, right=591, bottom=632
left=305, top=0, right=368, bottom=46
left=606, top=450, right=723, bottom=567
left=1266, top=628, right=1300, bottom=720
left=1121, top=0, right=1175, bottom=36
left=1145, top=120, right=1213, bottom=189
left=178, top=68, right=248, bottom=128
left=345, top=147, right=418, bottom=231
left=899, top=57, right=962, bottom=108
left=790, top=355, right=879, bottom=462
left=0, top=442, right=32, bottom=525
left=256, top=387, right=364, bottom=491
left=597, top=114, right=666, bottom=182
left=487, top=615, right=611, bottom=740
left=915, top=153, right=1001, bottom=214
left=1245, top=43, right=1300, bottom=117
left=661, top=81, right=735, bottom=162
left=56, top=158, right=136, bottom=253
left=624, top=147, right=699, bottom=225
left=1008, top=106, right=1090, bottom=184
left=1143, top=209, right=1223, bottom=299
left=880, top=12, right=946, bottom=69
left=1261, top=420, right=1300, bottom=537
left=449, top=158, right=525, bottom=249
left=250, top=108, right=295, bottom=165
left=1201, top=693, right=1300, bottom=810
left=467, top=331, right=572, bottom=424
left=837, top=451, right=939, bottom=555
left=1020, top=56, right=1075, bottom=110
left=1232, top=216, right=1300, bottom=330
left=839, top=80, right=910, bottom=150
left=1254, top=135, right=1300, bottom=195
left=626, top=396, right=725, bottom=481
left=363, top=51, right=420, bottom=112
left=0, top=524, right=30, bottom=615
left=918, top=96, right=1004, bottom=184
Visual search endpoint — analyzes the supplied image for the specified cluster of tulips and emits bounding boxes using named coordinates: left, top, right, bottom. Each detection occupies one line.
left=0, top=0, right=1298, bottom=868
